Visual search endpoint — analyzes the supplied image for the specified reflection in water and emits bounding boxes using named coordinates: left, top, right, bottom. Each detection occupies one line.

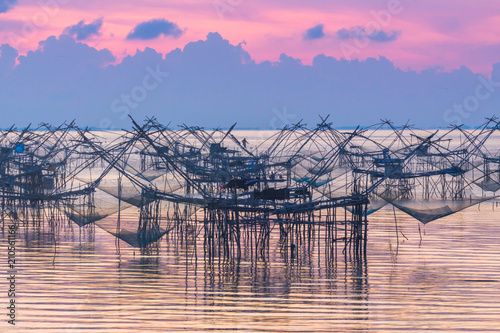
left=3, top=206, right=500, bottom=331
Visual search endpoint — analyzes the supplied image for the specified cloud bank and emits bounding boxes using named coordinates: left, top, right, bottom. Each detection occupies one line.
left=0, top=44, right=17, bottom=75
left=0, top=0, right=16, bottom=13
left=0, top=32, right=499, bottom=129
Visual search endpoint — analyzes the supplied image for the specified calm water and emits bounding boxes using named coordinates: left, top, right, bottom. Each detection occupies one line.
left=2, top=204, right=500, bottom=332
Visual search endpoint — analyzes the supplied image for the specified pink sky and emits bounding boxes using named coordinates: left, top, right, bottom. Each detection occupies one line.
left=1, top=0, right=500, bottom=73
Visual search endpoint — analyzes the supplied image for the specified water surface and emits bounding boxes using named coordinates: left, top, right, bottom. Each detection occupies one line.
left=2, top=204, right=500, bottom=332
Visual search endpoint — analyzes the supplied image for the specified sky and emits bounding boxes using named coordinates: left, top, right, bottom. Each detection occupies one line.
left=0, top=0, right=500, bottom=128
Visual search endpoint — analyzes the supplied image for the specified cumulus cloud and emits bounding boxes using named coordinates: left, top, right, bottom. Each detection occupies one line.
left=0, top=32, right=497, bottom=129
left=303, top=24, right=325, bottom=41
left=63, top=18, right=103, bottom=41
left=337, top=26, right=401, bottom=42
left=126, top=18, right=183, bottom=40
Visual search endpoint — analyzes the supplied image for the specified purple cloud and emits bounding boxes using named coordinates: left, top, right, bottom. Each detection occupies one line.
left=337, top=26, right=401, bottom=42
left=304, top=24, right=325, bottom=41
left=0, top=43, right=17, bottom=75
left=0, top=32, right=498, bottom=129
left=0, top=0, right=16, bottom=13
left=63, top=18, right=103, bottom=41
left=126, top=18, right=183, bottom=40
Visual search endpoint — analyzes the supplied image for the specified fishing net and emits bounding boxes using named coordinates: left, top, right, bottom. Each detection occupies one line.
left=387, top=197, right=495, bottom=224
left=95, top=200, right=200, bottom=247
left=63, top=189, right=132, bottom=226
